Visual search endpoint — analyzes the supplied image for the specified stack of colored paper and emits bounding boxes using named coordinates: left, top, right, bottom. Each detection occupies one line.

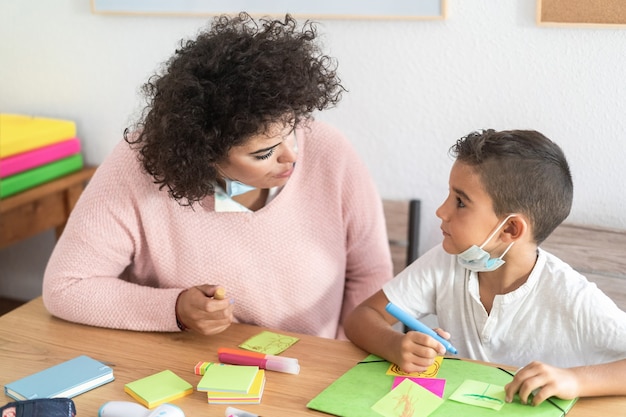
left=195, top=362, right=266, bottom=405
left=0, top=114, right=84, bottom=198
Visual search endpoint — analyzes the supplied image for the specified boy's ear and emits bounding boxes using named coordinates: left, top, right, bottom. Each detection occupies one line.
left=502, top=215, right=529, bottom=241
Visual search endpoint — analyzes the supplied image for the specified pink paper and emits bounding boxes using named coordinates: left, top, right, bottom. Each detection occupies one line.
left=392, top=376, right=446, bottom=398
left=0, top=137, right=81, bottom=178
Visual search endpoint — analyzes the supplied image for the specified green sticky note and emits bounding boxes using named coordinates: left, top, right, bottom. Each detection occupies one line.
left=239, top=331, right=299, bottom=355
left=124, top=370, right=192, bottom=408
left=371, top=379, right=444, bottom=417
left=197, top=363, right=260, bottom=393
left=449, top=379, right=506, bottom=411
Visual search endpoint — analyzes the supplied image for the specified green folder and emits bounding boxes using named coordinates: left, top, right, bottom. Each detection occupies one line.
left=307, top=356, right=578, bottom=417
left=0, top=154, right=83, bottom=198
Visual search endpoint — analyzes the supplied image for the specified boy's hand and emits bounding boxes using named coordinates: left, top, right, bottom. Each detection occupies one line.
left=395, top=329, right=447, bottom=373
left=505, top=361, right=580, bottom=405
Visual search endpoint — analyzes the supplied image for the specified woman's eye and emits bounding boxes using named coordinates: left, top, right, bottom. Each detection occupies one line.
left=255, top=149, right=275, bottom=160
left=456, top=197, right=465, bottom=208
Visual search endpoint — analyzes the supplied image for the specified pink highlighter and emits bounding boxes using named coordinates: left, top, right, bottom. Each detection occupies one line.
left=217, top=347, right=300, bottom=375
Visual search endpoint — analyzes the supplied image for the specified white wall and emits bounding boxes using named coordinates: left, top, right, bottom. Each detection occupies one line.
left=2, top=0, right=625, bottom=301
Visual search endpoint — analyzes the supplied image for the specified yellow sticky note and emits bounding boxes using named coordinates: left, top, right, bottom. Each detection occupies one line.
left=371, top=379, right=444, bottom=417
left=239, top=331, right=299, bottom=355
left=386, top=356, right=443, bottom=378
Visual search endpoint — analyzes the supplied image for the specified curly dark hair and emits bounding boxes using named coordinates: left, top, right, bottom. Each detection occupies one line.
left=450, top=129, right=573, bottom=244
left=124, top=12, right=344, bottom=205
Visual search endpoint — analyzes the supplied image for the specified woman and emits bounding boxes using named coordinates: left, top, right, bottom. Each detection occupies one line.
left=43, top=13, right=393, bottom=339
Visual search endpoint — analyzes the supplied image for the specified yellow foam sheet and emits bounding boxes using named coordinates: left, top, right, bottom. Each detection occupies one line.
left=0, top=114, right=76, bottom=158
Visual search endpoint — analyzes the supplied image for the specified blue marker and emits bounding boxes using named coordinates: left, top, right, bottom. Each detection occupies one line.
left=385, top=302, right=458, bottom=355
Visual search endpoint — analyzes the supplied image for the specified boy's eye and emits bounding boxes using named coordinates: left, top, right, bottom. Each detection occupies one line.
left=254, top=148, right=275, bottom=160
left=456, top=197, right=466, bottom=208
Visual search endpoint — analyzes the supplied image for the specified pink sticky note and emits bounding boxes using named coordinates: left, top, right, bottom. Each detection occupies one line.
left=392, top=377, right=446, bottom=398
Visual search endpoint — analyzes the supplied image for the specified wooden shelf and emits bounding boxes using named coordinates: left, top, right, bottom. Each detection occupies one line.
left=0, top=166, right=97, bottom=250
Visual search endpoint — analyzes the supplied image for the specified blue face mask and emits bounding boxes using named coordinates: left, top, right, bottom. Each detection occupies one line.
left=457, top=215, right=516, bottom=272
left=222, top=178, right=256, bottom=198
left=219, top=130, right=298, bottom=198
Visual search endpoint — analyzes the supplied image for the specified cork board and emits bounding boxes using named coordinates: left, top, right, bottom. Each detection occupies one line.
left=537, top=0, right=626, bottom=27
left=91, top=0, right=447, bottom=21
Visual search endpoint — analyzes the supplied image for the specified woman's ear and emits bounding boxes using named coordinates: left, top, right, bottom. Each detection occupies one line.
left=502, top=215, right=529, bottom=241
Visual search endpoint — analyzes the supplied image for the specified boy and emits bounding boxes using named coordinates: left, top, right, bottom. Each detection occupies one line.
left=344, top=129, right=626, bottom=406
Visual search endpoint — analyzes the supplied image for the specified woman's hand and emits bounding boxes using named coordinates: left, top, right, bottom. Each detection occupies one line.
left=175, top=285, right=234, bottom=335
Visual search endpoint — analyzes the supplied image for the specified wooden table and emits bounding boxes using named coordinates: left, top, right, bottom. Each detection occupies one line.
left=1, top=298, right=624, bottom=416
left=0, top=167, right=97, bottom=250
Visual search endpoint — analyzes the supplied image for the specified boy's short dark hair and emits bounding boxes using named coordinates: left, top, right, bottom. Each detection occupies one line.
left=450, top=129, right=573, bottom=244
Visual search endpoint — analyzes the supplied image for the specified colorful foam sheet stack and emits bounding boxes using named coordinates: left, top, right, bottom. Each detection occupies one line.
left=0, top=114, right=84, bottom=198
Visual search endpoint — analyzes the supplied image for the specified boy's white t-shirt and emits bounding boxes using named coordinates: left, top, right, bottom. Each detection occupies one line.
left=383, top=245, right=626, bottom=368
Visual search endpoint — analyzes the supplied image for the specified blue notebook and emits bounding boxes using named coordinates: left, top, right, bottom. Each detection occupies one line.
left=4, top=355, right=114, bottom=400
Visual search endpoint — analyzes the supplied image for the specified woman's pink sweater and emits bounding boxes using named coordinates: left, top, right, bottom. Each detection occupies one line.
left=43, top=120, right=393, bottom=339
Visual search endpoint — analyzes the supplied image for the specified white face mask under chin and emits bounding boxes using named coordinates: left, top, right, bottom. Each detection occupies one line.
left=456, top=215, right=516, bottom=272
left=222, top=178, right=256, bottom=197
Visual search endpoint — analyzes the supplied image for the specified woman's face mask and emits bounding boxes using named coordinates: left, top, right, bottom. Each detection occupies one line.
left=222, top=178, right=257, bottom=197
left=457, top=214, right=517, bottom=272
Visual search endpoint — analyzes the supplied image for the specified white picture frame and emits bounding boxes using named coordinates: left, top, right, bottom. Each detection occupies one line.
left=91, top=0, right=447, bottom=21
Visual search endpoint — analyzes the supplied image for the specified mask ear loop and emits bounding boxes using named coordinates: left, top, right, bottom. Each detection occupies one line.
left=479, top=214, right=517, bottom=250
left=487, top=215, right=529, bottom=261
left=496, top=241, right=515, bottom=261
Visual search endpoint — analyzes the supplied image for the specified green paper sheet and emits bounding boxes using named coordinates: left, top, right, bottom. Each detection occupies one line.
left=307, top=354, right=394, bottom=417
left=449, top=379, right=506, bottom=411
left=306, top=357, right=578, bottom=417
left=0, top=154, right=83, bottom=198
